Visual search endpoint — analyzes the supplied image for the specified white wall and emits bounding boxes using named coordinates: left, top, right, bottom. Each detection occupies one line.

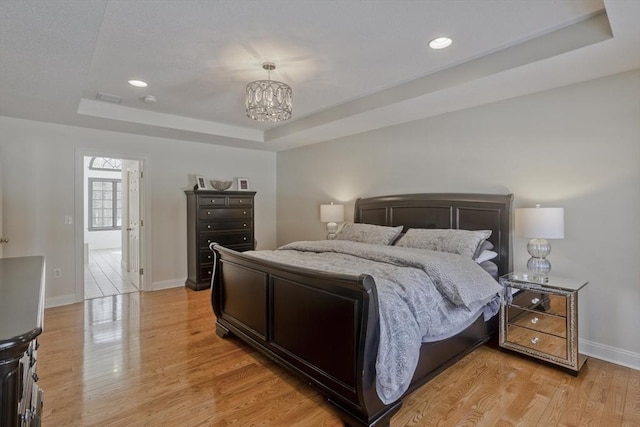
left=0, top=118, right=277, bottom=303
left=276, top=70, right=640, bottom=368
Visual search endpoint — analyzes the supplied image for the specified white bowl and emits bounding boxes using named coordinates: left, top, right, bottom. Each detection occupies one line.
left=211, top=180, right=233, bottom=191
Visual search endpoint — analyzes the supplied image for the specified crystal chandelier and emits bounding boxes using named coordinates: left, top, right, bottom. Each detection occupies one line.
left=246, top=62, right=292, bottom=122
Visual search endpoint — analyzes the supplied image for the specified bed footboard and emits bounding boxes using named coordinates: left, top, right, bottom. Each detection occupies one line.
left=210, top=244, right=397, bottom=426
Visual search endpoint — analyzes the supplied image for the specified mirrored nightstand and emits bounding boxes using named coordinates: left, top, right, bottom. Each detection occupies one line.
left=499, top=272, right=589, bottom=375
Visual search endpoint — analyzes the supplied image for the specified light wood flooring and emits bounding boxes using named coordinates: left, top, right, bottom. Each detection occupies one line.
left=84, top=248, right=138, bottom=299
left=38, top=288, right=639, bottom=426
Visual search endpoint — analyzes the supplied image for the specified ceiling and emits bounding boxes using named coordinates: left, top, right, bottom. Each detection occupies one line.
left=1, top=0, right=638, bottom=151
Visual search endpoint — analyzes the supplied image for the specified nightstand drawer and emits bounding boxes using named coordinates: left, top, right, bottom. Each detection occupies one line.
left=508, top=307, right=567, bottom=338
left=510, top=289, right=567, bottom=317
left=507, top=324, right=567, bottom=359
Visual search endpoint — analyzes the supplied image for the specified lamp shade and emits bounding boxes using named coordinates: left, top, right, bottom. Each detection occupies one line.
left=515, top=207, right=564, bottom=239
left=320, top=203, right=344, bottom=223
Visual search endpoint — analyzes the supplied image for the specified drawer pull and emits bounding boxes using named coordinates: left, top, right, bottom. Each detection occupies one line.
left=207, top=239, right=212, bottom=243
left=207, top=225, right=212, bottom=229
left=207, top=255, right=212, bottom=260
left=531, top=297, right=540, bottom=305
left=243, top=223, right=247, bottom=227
left=243, top=237, right=247, bottom=241
left=531, top=337, right=539, bottom=345
left=243, top=211, right=247, bottom=215
left=208, top=271, right=211, bottom=275
left=210, top=200, right=216, bottom=203
left=206, top=211, right=211, bottom=215
left=239, top=200, right=243, bottom=203
left=531, top=317, right=539, bottom=324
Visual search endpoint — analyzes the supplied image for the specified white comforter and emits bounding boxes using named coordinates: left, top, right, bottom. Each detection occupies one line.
left=246, top=240, right=502, bottom=404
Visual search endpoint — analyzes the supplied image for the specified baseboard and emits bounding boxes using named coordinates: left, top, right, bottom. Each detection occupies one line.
left=580, top=338, right=640, bottom=371
left=45, top=294, right=80, bottom=308
left=151, top=279, right=184, bottom=291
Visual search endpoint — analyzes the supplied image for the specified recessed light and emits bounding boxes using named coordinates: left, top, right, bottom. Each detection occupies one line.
left=128, top=80, right=148, bottom=88
left=429, top=37, right=452, bottom=50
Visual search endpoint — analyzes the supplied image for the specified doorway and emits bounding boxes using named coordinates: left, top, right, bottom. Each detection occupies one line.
left=82, top=156, right=144, bottom=300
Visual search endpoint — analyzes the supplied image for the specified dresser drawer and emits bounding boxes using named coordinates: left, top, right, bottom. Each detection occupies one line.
left=507, top=324, right=567, bottom=359
left=200, top=265, right=214, bottom=281
left=200, top=232, right=253, bottom=248
left=198, top=196, right=227, bottom=207
left=200, top=250, right=215, bottom=264
left=229, top=196, right=253, bottom=206
left=199, top=207, right=253, bottom=220
left=508, top=306, right=566, bottom=338
left=200, top=221, right=252, bottom=232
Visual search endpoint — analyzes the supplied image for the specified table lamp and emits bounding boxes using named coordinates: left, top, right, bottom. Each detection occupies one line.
left=320, top=203, right=344, bottom=240
left=515, top=204, right=564, bottom=276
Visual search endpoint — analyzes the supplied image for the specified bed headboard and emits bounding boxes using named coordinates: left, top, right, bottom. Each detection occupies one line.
left=354, top=193, right=514, bottom=276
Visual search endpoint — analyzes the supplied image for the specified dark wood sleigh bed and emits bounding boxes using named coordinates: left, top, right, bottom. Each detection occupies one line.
left=210, top=193, right=513, bottom=426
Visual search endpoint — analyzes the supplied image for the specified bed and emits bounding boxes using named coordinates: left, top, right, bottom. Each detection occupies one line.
left=210, top=193, right=513, bottom=426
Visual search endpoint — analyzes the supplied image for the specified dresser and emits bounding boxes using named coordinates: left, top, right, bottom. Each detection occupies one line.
left=0, top=256, right=45, bottom=427
left=185, top=190, right=256, bottom=290
left=499, top=272, right=588, bottom=375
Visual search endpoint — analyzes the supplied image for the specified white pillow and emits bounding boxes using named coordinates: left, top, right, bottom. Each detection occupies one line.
left=395, top=228, right=492, bottom=259
left=475, top=250, right=498, bottom=264
left=335, top=223, right=403, bottom=245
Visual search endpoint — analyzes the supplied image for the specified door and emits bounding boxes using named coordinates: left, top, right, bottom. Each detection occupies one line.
left=126, top=163, right=141, bottom=288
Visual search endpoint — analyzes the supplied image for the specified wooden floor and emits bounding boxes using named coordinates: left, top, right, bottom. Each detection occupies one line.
left=38, top=288, right=639, bottom=427
left=84, top=248, right=138, bottom=299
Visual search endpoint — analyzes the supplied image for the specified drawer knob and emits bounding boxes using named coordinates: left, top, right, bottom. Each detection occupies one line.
left=207, top=239, right=212, bottom=243
left=239, top=200, right=243, bottom=203
left=243, top=223, right=247, bottom=227
left=207, top=211, right=211, bottom=215
left=531, top=297, right=540, bottom=304
left=207, top=225, right=211, bottom=229
left=243, top=237, right=247, bottom=241
left=208, top=271, right=211, bottom=275
left=207, top=255, right=212, bottom=259
left=211, top=200, right=215, bottom=203
left=243, top=211, right=247, bottom=215
left=531, top=337, right=539, bottom=345
left=531, top=317, right=539, bottom=324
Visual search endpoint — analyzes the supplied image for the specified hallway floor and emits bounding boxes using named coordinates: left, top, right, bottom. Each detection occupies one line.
left=85, top=248, right=138, bottom=299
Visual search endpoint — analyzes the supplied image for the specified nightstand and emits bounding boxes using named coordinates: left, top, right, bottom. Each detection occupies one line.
left=499, top=272, right=589, bottom=375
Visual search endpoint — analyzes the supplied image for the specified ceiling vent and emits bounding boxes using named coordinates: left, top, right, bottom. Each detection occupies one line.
left=96, top=92, right=123, bottom=103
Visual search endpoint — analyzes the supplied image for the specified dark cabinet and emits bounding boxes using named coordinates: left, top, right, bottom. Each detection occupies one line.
left=185, top=190, right=256, bottom=290
left=0, top=256, right=45, bottom=427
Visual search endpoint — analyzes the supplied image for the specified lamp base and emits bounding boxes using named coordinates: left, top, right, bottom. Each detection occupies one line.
left=526, top=238, right=552, bottom=276
left=526, top=257, right=551, bottom=275
left=326, top=222, right=338, bottom=240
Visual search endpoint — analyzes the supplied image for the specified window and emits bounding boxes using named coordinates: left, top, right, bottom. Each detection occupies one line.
left=89, top=157, right=122, bottom=171
left=89, top=178, right=122, bottom=230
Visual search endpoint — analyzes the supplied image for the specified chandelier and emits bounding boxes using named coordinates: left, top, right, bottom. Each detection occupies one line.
left=246, top=62, right=292, bottom=122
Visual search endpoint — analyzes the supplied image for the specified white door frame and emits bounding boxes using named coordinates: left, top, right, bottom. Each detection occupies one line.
left=74, top=149, right=151, bottom=302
